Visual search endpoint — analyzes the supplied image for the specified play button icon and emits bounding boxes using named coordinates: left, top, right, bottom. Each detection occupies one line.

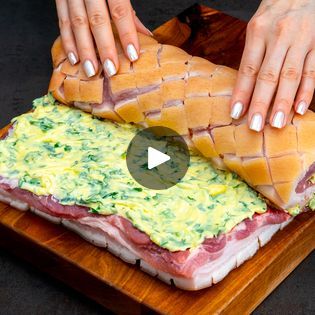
left=126, top=127, right=190, bottom=190
left=148, top=147, right=170, bottom=170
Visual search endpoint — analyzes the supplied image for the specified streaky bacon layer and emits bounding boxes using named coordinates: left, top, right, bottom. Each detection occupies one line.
left=0, top=181, right=290, bottom=278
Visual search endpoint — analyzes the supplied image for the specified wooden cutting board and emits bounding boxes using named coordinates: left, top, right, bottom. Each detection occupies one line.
left=0, top=4, right=314, bottom=315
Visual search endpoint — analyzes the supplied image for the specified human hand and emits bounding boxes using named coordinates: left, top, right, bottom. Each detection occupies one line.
left=55, top=0, right=152, bottom=78
left=230, top=0, right=315, bottom=131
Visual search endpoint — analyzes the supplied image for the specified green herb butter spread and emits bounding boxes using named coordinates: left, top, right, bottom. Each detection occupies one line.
left=309, top=196, right=315, bottom=211
left=0, top=95, right=267, bottom=251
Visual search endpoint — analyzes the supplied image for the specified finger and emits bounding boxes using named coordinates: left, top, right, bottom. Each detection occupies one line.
left=230, top=18, right=267, bottom=120
left=108, top=0, right=139, bottom=62
left=247, top=42, right=289, bottom=132
left=270, top=47, right=308, bottom=128
left=85, top=0, right=118, bottom=77
left=295, top=49, right=315, bottom=115
left=55, top=0, right=78, bottom=65
left=231, top=38, right=266, bottom=120
left=132, top=10, right=152, bottom=36
left=230, top=38, right=266, bottom=120
left=68, top=0, right=98, bottom=77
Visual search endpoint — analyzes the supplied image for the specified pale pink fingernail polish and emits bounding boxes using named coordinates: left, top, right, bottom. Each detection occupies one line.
left=103, top=59, right=117, bottom=77
left=83, top=60, right=96, bottom=77
left=296, top=101, right=307, bottom=115
left=68, top=52, right=78, bottom=65
left=146, top=27, right=154, bottom=36
left=230, top=101, right=243, bottom=119
left=272, top=111, right=285, bottom=128
left=127, top=44, right=138, bottom=62
left=249, top=113, right=263, bottom=132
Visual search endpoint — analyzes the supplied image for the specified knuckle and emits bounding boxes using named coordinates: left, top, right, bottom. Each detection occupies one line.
left=258, top=68, right=279, bottom=84
left=274, top=18, right=290, bottom=37
left=71, top=15, right=88, bottom=28
left=295, top=35, right=312, bottom=49
left=247, top=16, right=266, bottom=33
left=277, top=98, right=291, bottom=107
left=300, top=20, right=312, bottom=34
left=89, top=12, right=107, bottom=28
left=120, top=30, right=134, bottom=41
left=99, top=44, right=113, bottom=52
left=281, top=67, right=300, bottom=81
left=251, top=100, right=269, bottom=112
left=59, top=18, right=70, bottom=29
left=110, top=3, right=129, bottom=21
left=78, top=46, right=92, bottom=57
left=239, top=63, right=259, bottom=77
left=255, top=101, right=268, bottom=108
left=99, top=45, right=115, bottom=58
left=302, top=68, right=315, bottom=79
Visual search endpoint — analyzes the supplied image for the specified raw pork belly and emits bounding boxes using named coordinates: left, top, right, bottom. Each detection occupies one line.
left=0, top=182, right=291, bottom=290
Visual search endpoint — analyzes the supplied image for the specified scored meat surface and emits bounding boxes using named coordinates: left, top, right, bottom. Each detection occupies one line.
left=48, top=34, right=315, bottom=211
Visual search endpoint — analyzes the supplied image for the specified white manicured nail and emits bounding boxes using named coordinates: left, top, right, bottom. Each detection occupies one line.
left=296, top=101, right=307, bottom=115
left=103, top=59, right=117, bottom=77
left=272, top=111, right=285, bottom=128
left=68, top=52, right=78, bottom=65
left=146, top=27, right=154, bottom=36
left=230, top=101, right=243, bottom=119
left=127, top=44, right=138, bottom=62
left=83, top=60, right=96, bottom=77
left=250, top=113, right=263, bottom=132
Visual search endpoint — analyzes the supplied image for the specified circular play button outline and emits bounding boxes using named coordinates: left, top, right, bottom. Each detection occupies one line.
left=126, top=126, right=190, bottom=190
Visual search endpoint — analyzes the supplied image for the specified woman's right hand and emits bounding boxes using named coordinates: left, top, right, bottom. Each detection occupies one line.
left=55, top=0, right=152, bottom=78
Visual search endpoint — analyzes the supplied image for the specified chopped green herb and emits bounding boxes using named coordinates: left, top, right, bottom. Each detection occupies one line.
left=29, top=117, right=55, bottom=132
left=133, top=187, right=142, bottom=192
left=64, top=145, right=72, bottom=152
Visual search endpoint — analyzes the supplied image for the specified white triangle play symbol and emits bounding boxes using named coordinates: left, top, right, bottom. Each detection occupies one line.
left=148, top=147, right=170, bottom=170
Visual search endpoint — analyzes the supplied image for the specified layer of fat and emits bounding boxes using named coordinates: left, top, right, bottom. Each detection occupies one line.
left=0, top=188, right=29, bottom=211
left=63, top=219, right=290, bottom=290
left=0, top=190, right=292, bottom=290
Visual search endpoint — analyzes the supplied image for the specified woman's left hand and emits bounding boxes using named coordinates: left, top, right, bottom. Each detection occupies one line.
left=230, top=0, right=315, bottom=131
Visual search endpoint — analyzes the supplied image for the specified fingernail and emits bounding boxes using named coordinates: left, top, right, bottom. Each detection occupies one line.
left=296, top=101, right=307, bottom=115
left=127, top=44, right=138, bottom=62
left=230, top=101, right=243, bottom=119
left=146, top=27, right=154, bottom=36
left=272, top=111, right=285, bottom=128
left=103, top=59, right=117, bottom=77
left=83, top=60, right=96, bottom=77
left=68, top=52, right=78, bottom=65
left=249, top=113, right=263, bottom=132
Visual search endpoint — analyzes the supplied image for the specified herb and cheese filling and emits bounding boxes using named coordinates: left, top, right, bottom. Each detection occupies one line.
left=309, top=197, right=315, bottom=210
left=308, top=175, right=315, bottom=210
left=0, top=95, right=267, bottom=251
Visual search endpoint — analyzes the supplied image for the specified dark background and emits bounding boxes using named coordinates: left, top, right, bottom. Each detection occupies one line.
left=0, top=1, right=314, bottom=314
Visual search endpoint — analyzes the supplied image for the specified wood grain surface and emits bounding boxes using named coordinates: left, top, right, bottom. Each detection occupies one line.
left=0, top=4, right=314, bottom=315
left=154, top=5, right=247, bottom=69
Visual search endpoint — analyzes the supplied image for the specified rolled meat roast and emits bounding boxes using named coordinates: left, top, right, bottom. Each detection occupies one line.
left=48, top=34, right=315, bottom=212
